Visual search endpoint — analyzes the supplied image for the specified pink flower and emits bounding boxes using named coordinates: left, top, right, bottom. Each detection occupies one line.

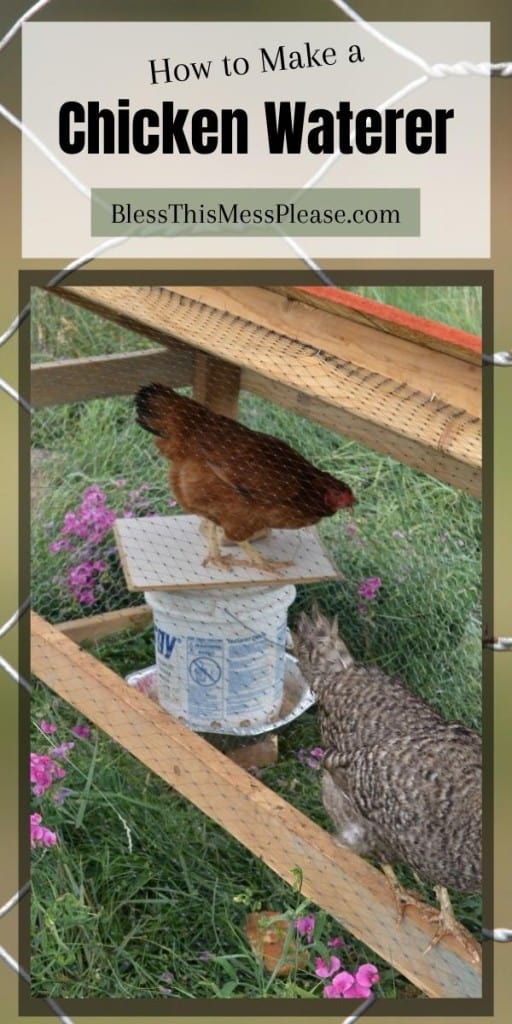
left=323, top=963, right=380, bottom=999
left=295, top=914, right=316, bottom=941
left=310, top=746, right=325, bottom=759
left=355, top=964, right=380, bottom=991
left=30, top=753, right=66, bottom=796
left=315, top=955, right=342, bottom=978
left=327, top=936, right=345, bottom=948
left=40, top=719, right=57, bottom=735
left=297, top=747, right=325, bottom=770
left=357, top=576, right=382, bottom=601
left=30, top=812, right=57, bottom=848
left=71, top=724, right=90, bottom=739
left=49, top=538, right=71, bottom=554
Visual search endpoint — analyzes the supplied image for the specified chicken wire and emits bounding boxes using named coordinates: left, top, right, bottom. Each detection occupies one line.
left=29, top=287, right=483, bottom=1001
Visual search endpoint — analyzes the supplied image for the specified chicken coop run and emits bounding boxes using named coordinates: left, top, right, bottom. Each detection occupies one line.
left=30, top=283, right=483, bottom=1002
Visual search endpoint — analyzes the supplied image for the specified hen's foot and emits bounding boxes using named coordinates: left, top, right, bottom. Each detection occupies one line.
left=203, top=552, right=293, bottom=575
left=202, top=553, right=239, bottom=570
left=381, top=864, right=437, bottom=925
left=202, top=523, right=292, bottom=574
left=237, top=540, right=294, bottom=575
left=424, top=886, right=481, bottom=963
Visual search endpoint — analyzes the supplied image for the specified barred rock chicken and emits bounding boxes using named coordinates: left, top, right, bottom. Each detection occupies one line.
left=135, top=384, right=355, bottom=573
left=294, top=609, right=481, bottom=960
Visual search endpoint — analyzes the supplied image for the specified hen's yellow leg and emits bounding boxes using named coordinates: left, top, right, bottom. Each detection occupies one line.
left=381, top=863, right=435, bottom=923
left=424, top=885, right=481, bottom=962
left=237, top=539, right=293, bottom=575
left=202, top=521, right=237, bottom=569
left=202, top=521, right=293, bottom=574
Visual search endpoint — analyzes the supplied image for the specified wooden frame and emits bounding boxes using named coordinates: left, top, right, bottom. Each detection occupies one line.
left=32, top=612, right=482, bottom=998
left=38, top=283, right=481, bottom=495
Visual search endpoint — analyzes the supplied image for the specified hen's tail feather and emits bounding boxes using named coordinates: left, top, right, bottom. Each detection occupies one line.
left=135, top=382, right=178, bottom=437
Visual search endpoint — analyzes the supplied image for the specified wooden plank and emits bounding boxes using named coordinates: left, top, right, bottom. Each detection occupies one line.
left=166, top=285, right=481, bottom=417
left=45, top=285, right=481, bottom=496
left=276, top=286, right=482, bottom=362
left=193, top=351, right=241, bottom=418
left=239, top=369, right=480, bottom=496
left=113, top=515, right=341, bottom=591
left=31, top=611, right=482, bottom=998
left=48, top=284, right=481, bottom=419
left=57, top=605, right=151, bottom=644
left=31, top=345, right=193, bottom=408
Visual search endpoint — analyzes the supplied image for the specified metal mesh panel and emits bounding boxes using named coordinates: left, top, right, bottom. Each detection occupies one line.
left=30, top=286, right=482, bottom=1001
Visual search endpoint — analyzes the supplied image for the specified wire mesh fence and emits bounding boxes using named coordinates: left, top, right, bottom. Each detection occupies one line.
left=29, top=285, right=483, bottom=1001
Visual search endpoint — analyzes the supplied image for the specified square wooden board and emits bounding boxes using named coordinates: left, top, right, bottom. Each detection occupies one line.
left=114, top=515, right=341, bottom=591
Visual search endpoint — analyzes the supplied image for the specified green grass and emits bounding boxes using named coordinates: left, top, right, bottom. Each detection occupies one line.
left=30, top=286, right=482, bottom=1000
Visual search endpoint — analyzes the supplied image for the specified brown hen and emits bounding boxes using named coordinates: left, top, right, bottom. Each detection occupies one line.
left=135, top=384, right=355, bottom=572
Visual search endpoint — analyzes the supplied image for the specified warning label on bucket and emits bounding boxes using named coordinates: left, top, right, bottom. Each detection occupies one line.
left=189, top=657, right=222, bottom=687
left=187, top=637, right=224, bottom=717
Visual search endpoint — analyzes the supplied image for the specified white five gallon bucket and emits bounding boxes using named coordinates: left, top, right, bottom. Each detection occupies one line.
left=144, top=585, right=296, bottom=731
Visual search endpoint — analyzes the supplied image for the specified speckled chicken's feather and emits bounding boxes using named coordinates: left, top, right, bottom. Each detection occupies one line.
left=294, top=609, right=481, bottom=894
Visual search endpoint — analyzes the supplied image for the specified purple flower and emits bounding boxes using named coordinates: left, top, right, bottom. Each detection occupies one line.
left=296, top=747, right=325, bottom=770
left=54, top=787, right=72, bottom=806
left=67, top=558, right=108, bottom=605
left=71, top=724, right=90, bottom=739
left=49, top=538, right=71, bottom=554
left=51, top=745, right=75, bottom=761
left=40, top=719, right=57, bottom=735
left=310, top=746, right=325, bottom=759
left=30, top=812, right=57, bottom=849
left=295, top=914, right=316, bottom=942
left=327, top=936, right=345, bottom=948
left=357, top=576, right=382, bottom=601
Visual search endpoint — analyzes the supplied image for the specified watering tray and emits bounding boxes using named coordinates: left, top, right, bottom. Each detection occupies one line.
left=126, top=653, right=315, bottom=737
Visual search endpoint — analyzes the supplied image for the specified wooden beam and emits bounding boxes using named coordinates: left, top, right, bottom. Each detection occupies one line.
left=56, top=605, right=152, bottom=644
left=168, top=285, right=481, bottom=417
left=193, top=352, right=241, bottom=418
left=44, top=285, right=481, bottom=496
left=47, top=284, right=480, bottom=418
left=31, top=345, right=193, bottom=408
left=272, top=285, right=482, bottom=363
left=31, top=611, right=482, bottom=998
